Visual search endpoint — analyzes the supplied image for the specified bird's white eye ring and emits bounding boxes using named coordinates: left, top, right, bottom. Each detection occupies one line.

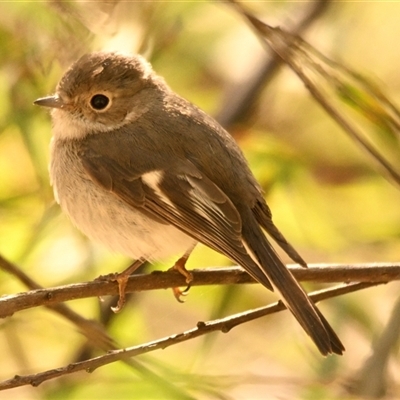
left=90, top=94, right=111, bottom=111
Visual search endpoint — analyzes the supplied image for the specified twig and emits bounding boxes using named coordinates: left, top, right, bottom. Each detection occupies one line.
left=1, top=256, right=399, bottom=318
left=228, top=0, right=400, bottom=186
left=0, top=281, right=382, bottom=391
left=0, top=254, right=196, bottom=398
left=349, top=294, right=400, bottom=397
left=0, top=254, right=115, bottom=349
left=216, top=0, right=331, bottom=128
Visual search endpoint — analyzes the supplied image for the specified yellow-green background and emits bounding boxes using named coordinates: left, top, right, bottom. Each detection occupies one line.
left=1, top=2, right=400, bottom=399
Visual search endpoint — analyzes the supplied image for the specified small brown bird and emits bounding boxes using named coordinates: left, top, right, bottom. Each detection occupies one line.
left=35, top=52, right=344, bottom=356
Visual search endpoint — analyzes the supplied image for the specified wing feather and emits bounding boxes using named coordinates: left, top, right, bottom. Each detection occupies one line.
left=79, top=148, right=273, bottom=290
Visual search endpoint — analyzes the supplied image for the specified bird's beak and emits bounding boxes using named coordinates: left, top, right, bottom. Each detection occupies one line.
left=34, top=95, right=65, bottom=109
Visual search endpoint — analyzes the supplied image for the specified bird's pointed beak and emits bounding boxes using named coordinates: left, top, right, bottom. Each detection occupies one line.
left=34, top=95, right=65, bottom=109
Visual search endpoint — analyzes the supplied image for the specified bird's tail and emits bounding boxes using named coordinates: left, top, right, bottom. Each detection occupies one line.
left=241, top=210, right=344, bottom=356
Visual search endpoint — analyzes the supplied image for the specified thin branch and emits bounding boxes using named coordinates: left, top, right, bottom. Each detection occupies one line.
left=0, top=255, right=200, bottom=398
left=1, top=255, right=399, bottom=318
left=0, top=281, right=382, bottom=391
left=0, top=253, right=397, bottom=391
left=349, top=294, right=400, bottom=397
left=216, top=0, right=331, bottom=128
left=0, top=254, right=115, bottom=349
left=228, top=1, right=400, bottom=186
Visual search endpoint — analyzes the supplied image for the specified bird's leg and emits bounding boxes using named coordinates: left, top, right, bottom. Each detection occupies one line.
left=169, top=245, right=196, bottom=303
left=110, top=257, right=146, bottom=313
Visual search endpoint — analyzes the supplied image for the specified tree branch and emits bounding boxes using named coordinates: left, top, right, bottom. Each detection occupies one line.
left=227, top=0, right=400, bottom=186
left=0, top=254, right=213, bottom=398
left=0, top=281, right=381, bottom=391
left=216, top=0, right=331, bottom=128
left=1, top=254, right=399, bottom=318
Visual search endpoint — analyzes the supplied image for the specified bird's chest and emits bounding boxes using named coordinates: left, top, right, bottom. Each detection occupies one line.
left=49, top=139, right=195, bottom=261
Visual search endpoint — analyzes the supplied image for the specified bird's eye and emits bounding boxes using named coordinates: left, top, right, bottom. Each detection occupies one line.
left=90, top=94, right=110, bottom=110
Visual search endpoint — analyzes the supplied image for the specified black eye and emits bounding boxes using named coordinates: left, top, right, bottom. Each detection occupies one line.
left=90, top=94, right=110, bottom=110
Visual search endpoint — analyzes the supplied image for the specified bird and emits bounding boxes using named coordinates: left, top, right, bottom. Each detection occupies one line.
left=34, top=51, right=344, bottom=356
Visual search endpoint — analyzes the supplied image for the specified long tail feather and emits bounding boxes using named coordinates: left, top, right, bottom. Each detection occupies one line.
left=241, top=210, right=344, bottom=356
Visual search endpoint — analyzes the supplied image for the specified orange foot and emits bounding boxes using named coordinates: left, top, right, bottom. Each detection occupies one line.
left=169, top=248, right=195, bottom=303
left=109, top=257, right=146, bottom=313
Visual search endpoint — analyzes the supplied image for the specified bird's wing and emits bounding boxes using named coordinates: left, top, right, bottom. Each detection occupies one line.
left=253, top=200, right=307, bottom=267
left=79, top=137, right=273, bottom=290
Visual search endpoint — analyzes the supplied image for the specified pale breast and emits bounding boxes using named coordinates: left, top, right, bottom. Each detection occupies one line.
left=49, top=138, right=195, bottom=261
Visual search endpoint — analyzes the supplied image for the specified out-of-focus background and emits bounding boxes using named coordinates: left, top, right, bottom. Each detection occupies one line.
left=1, top=1, right=400, bottom=399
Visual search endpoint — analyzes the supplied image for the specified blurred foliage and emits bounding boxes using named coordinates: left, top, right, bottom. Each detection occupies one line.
left=1, top=1, right=400, bottom=399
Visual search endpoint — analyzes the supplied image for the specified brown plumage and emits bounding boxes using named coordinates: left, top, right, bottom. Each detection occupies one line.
left=35, top=52, right=344, bottom=355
